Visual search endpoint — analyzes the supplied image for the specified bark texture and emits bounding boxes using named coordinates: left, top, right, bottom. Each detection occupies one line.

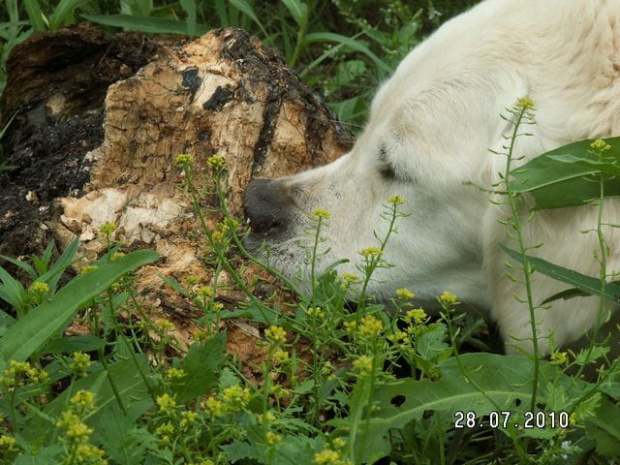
left=0, top=25, right=353, bottom=373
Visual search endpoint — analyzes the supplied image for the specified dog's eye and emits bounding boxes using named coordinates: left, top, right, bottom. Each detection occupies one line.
left=378, top=146, right=397, bottom=180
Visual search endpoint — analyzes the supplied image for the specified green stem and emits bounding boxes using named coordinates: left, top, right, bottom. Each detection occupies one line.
left=576, top=175, right=607, bottom=377
left=503, top=107, right=540, bottom=411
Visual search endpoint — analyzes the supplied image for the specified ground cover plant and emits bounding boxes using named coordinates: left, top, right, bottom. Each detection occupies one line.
left=1, top=104, right=619, bottom=463
left=1, top=1, right=620, bottom=464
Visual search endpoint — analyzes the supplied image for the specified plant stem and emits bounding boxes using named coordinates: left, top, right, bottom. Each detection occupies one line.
left=503, top=106, right=540, bottom=411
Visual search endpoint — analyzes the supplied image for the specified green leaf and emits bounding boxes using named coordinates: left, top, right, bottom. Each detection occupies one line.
left=82, top=14, right=209, bottom=35
left=0, top=266, right=27, bottom=313
left=0, top=310, right=15, bottom=337
left=23, top=0, right=47, bottom=31
left=49, top=0, right=90, bottom=30
left=229, top=0, right=269, bottom=37
left=586, top=397, right=620, bottom=457
left=511, top=137, right=620, bottom=209
left=281, top=0, right=308, bottom=27
left=180, top=0, right=197, bottom=36
left=174, top=331, right=226, bottom=403
left=0, top=250, right=158, bottom=367
left=500, top=244, right=620, bottom=303
left=354, top=353, right=587, bottom=449
left=304, top=32, right=393, bottom=75
left=42, top=335, right=107, bottom=354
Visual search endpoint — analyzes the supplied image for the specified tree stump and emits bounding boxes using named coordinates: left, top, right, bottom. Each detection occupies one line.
left=0, top=25, right=353, bottom=372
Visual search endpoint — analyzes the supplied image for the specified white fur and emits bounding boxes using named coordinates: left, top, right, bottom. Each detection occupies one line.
left=253, top=0, right=620, bottom=354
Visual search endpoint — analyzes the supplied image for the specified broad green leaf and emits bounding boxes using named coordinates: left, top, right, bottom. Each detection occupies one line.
left=0, top=250, right=158, bottom=367
left=511, top=137, right=620, bottom=209
left=282, top=0, right=308, bottom=27
left=174, top=332, right=226, bottom=403
left=586, top=397, right=620, bottom=457
left=304, top=32, right=393, bottom=74
left=0, top=309, right=15, bottom=338
left=42, top=335, right=107, bottom=354
left=364, top=353, right=584, bottom=435
left=82, top=14, right=209, bottom=35
left=500, top=244, right=620, bottom=303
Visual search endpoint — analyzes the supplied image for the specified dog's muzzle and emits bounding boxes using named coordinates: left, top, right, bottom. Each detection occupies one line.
left=243, top=179, right=296, bottom=243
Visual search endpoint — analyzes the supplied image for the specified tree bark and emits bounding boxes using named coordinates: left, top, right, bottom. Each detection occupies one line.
left=0, top=25, right=353, bottom=370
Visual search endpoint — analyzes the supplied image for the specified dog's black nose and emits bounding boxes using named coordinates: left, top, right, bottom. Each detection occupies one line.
left=244, top=179, right=294, bottom=236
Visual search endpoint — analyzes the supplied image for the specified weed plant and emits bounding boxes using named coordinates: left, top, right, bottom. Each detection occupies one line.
left=2, top=104, right=619, bottom=462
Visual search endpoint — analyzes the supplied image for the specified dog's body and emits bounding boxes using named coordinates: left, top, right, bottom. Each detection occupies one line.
left=244, top=0, right=620, bottom=354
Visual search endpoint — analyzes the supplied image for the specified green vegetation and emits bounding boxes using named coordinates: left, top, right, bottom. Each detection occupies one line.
left=2, top=113, right=620, bottom=463
left=0, top=2, right=619, bottom=464
left=0, top=0, right=476, bottom=125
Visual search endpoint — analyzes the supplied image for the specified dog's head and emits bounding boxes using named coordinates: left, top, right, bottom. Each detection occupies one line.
left=243, top=1, right=614, bottom=308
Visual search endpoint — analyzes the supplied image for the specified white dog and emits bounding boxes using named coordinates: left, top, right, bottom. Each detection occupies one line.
left=244, top=0, right=620, bottom=355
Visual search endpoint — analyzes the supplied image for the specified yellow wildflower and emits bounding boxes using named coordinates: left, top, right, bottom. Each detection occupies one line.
left=175, top=153, right=194, bottom=167
left=590, top=139, right=611, bottom=152
left=550, top=351, right=568, bottom=365
left=438, top=291, right=459, bottom=306
left=516, top=97, right=535, bottom=110
left=207, top=154, right=226, bottom=170
left=70, top=390, right=95, bottom=410
left=312, top=209, right=331, bottom=220
left=266, top=431, right=282, bottom=445
left=265, top=325, right=287, bottom=344
left=155, top=393, right=177, bottom=414
left=396, top=288, right=415, bottom=300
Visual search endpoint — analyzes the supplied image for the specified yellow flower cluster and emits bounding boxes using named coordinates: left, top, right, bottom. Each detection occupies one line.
left=396, top=288, right=415, bottom=300
left=70, top=352, right=92, bottom=376
left=221, top=385, right=252, bottom=410
left=180, top=411, right=199, bottom=429
left=404, top=308, right=428, bottom=326
left=99, top=221, right=117, bottom=235
left=207, top=154, right=226, bottom=170
left=313, top=209, right=331, bottom=220
left=352, top=355, right=374, bottom=375
left=156, top=422, right=175, bottom=443
left=265, top=325, right=287, bottom=344
left=590, top=139, right=611, bottom=152
left=438, top=291, right=459, bottom=307
left=175, top=153, right=195, bottom=167
left=550, top=351, right=568, bottom=365
left=359, top=247, right=383, bottom=258
left=165, top=367, right=187, bottom=380
left=357, top=315, right=384, bottom=340
left=388, top=195, right=404, bottom=205
left=56, top=411, right=93, bottom=442
left=314, top=446, right=352, bottom=465
left=271, top=348, right=290, bottom=365
left=156, top=393, right=178, bottom=414
left=30, top=281, right=50, bottom=294
left=0, top=360, right=49, bottom=388
left=0, top=435, right=16, bottom=450
left=266, top=431, right=282, bottom=445
left=306, top=306, right=325, bottom=318
left=516, top=96, right=535, bottom=110
left=70, top=390, right=95, bottom=410
left=201, top=396, right=224, bottom=417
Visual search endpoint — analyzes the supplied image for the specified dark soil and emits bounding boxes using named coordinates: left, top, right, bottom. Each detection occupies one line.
left=0, top=25, right=160, bottom=258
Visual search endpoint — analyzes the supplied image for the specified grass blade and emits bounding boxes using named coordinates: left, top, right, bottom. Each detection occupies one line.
left=82, top=14, right=209, bottom=35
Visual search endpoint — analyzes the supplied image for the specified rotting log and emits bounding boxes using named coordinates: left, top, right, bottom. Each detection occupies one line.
left=0, top=25, right=353, bottom=377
